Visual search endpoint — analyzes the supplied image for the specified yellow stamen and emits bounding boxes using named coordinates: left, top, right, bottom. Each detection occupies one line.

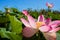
left=36, top=22, right=44, bottom=28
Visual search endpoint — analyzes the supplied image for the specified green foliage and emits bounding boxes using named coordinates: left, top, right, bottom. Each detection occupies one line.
left=0, top=14, right=22, bottom=40
left=0, top=28, right=10, bottom=38
left=29, top=10, right=39, bottom=19
left=0, top=28, right=22, bottom=40
left=8, top=14, right=22, bottom=34
left=56, top=33, right=60, bottom=40
left=0, top=16, right=9, bottom=23
left=47, top=12, right=60, bottom=20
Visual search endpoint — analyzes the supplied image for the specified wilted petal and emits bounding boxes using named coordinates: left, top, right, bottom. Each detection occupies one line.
left=22, top=10, right=28, bottom=16
left=38, top=15, right=45, bottom=22
left=27, top=15, right=36, bottom=29
left=23, top=27, right=38, bottom=37
left=49, top=27, right=60, bottom=32
left=39, top=26, right=50, bottom=32
left=20, top=18, right=31, bottom=27
left=45, top=18, right=51, bottom=25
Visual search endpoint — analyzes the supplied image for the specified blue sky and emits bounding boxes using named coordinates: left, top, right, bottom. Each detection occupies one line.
left=0, top=0, right=60, bottom=11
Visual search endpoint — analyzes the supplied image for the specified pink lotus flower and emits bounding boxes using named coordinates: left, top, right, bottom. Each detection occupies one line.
left=46, top=2, right=53, bottom=8
left=20, top=10, right=60, bottom=40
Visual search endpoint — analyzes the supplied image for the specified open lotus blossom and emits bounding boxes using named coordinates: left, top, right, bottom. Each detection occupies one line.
left=46, top=2, right=53, bottom=8
left=20, top=10, right=60, bottom=40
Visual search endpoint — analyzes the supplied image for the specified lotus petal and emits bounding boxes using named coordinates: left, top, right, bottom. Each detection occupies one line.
left=43, top=32, right=56, bottom=40
left=27, top=15, right=36, bottom=29
left=39, top=26, right=50, bottom=32
left=23, top=27, right=38, bottom=37
left=45, top=18, right=51, bottom=25
left=49, top=27, right=60, bottom=32
left=20, top=18, right=31, bottom=27
left=38, top=15, right=45, bottom=22
left=49, top=20, right=60, bottom=28
left=22, top=10, right=28, bottom=16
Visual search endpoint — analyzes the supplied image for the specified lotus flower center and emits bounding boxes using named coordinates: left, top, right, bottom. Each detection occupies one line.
left=36, top=22, right=44, bottom=28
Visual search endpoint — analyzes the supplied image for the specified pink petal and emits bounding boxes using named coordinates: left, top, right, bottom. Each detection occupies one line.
left=49, top=20, right=60, bottom=28
left=20, top=18, right=31, bottom=27
left=27, top=15, right=36, bottom=28
left=23, top=27, right=38, bottom=37
left=45, top=18, right=51, bottom=25
left=43, top=32, right=56, bottom=40
left=38, top=15, right=45, bottom=22
left=22, top=10, right=28, bottom=16
left=50, top=24, right=59, bottom=29
left=49, top=27, right=60, bottom=32
left=39, top=26, right=50, bottom=32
